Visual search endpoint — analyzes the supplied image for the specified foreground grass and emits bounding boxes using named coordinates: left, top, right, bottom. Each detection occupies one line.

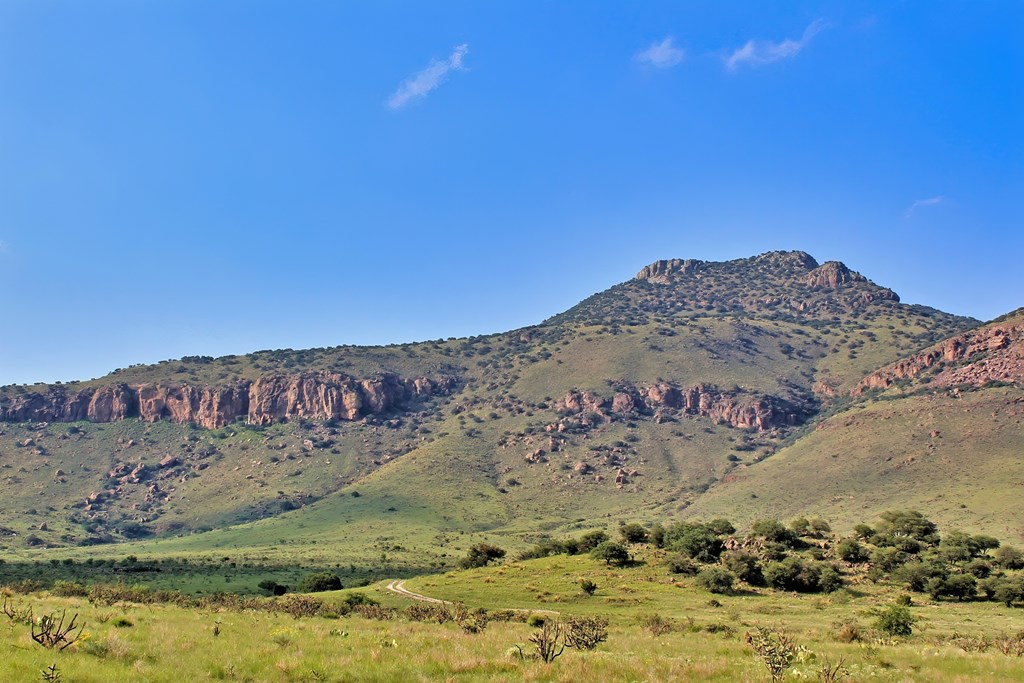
left=4, top=593, right=1023, bottom=683
left=4, top=548, right=1024, bottom=683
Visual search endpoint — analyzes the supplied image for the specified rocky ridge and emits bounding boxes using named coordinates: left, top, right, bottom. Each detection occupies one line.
left=556, top=381, right=813, bottom=433
left=855, top=313, right=1024, bottom=394
left=0, top=372, right=457, bottom=429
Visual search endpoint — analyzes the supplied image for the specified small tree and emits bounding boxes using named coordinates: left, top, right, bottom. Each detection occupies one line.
left=459, top=543, right=506, bottom=569
left=875, top=605, right=915, bottom=637
left=590, top=541, right=630, bottom=567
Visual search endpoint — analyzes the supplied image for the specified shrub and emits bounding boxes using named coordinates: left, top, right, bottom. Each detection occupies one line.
left=638, top=613, right=674, bottom=637
left=745, top=626, right=797, bottom=683
left=459, top=543, right=506, bottom=569
left=51, top=581, right=87, bottom=598
left=579, top=579, right=597, bottom=596
left=875, top=605, right=915, bottom=637
left=722, top=550, right=764, bottom=586
left=763, top=557, right=836, bottom=593
left=257, top=580, right=288, bottom=596
left=665, top=554, right=700, bottom=576
left=926, top=574, right=977, bottom=601
left=836, top=538, right=869, bottom=563
left=749, top=519, right=799, bottom=547
left=619, top=523, right=650, bottom=544
left=563, top=615, right=608, bottom=650
left=298, top=573, right=342, bottom=593
left=696, top=567, right=735, bottom=594
left=665, top=524, right=723, bottom=563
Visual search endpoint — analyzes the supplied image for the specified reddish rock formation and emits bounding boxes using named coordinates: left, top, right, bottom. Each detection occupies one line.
left=559, top=381, right=811, bottom=432
left=855, top=316, right=1024, bottom=394
left=0, top=372, right=457, bottom=429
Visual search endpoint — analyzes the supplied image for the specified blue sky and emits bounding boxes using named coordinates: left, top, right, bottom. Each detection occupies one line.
left=1, top=2, right=1021, bottom=385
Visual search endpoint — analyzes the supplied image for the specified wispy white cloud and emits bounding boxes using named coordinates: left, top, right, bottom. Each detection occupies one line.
left=905, top=195, right=946, bottom=218
left=387, top=44, right=469, bottom=110
left=725, top=19, right=828, bottom=71
left=635, top=37, right=685, bottom=69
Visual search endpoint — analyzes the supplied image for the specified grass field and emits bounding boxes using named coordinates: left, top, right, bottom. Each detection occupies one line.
left=3, top=547, right=1023, bottom=682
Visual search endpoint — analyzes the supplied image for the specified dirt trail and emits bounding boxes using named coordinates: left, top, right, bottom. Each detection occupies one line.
left=385, top=580, right=559, bottom=615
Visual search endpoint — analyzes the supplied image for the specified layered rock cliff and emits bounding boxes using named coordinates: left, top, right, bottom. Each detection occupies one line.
left=0, top=372, right=458, bottom=429
left=855, top=314, right=1024, bottom=394
left=558, top=381, right=813, bottom=432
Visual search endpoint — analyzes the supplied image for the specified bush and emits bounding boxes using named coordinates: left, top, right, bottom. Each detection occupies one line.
left=723, top=551, right=764, bottom=586
left=749, top=519, right=799, bottom=547
left=563, top=615, right=608, bottom=650
left=763, top=557, right=834, bottom=593
left=51, top=581, right=87, bottom=598
left=258, top=579, right=289, bottom=596
left=590, top=541, right=630, bottom=567
left=836, top=538, right=869, bottom=563
left=579, top=579, right=597, bottom=596
left=619, top=523, right=649, bottom=544
left=695, top=567, right=735, bottom=594
left=459, top=543, right=507, bottom=569
left=927, top=574, right=977, bottom=601
left=664, top=523, right=724, bottom=563
left=875, top=605, right=915, bottom=637
left=993, top=545, right=1024, bottom=570
left=299, top=573, right=343, bottom=593
left=665, top=554, right=700, bottom=576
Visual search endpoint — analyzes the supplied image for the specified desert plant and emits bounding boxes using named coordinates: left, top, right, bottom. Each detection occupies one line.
left=994, top=632, right=1024, bottom=657
left=818, top=656, right=849, bottom=682
left=638, top=613, right=674, bottom=637
left=41, top=663, right=61, bottom=683
left=31, top=610, right=85, bottom=651
left=563, top=615, right=608, bottom=650
left=745, top=626, right=797, bottom=683
left=528, top=619, right=566, bottom=663
left=3, top=595, right=34, bottom=625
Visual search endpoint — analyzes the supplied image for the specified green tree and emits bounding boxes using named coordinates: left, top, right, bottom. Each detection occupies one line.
left=619, top=523, right=650, bottom=544
left=590, top=541, right=630, bottom=567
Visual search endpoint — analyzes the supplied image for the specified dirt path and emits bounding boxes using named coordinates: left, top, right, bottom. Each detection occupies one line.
left=385, top=580, right=560, bottom=615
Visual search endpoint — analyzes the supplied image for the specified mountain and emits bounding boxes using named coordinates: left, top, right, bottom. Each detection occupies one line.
left=685, top=309, right=1024, bottom=539
left=2, top=250, right=1006, bottom=566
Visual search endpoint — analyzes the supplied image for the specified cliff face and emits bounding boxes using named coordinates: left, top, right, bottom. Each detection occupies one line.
left=855, top=316, right=1024, bottom=394
left=0, top=372, right=457, bottom=429
left=559, top=381, right=812, bottom=432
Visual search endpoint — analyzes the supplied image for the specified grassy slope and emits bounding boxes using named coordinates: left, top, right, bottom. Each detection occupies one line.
left=683, top=387, right=1024, bottom=541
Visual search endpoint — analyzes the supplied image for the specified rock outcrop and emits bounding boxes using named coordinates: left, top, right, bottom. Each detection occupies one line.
left=560, top=381, right=812, bottom=432
left=0, top=372, right=458, bottom=429
left=802, top=261, right=865, bottom=288
left=855, top=316, right=1024, bottom=394
left=635, top=258, right=704, bottom=283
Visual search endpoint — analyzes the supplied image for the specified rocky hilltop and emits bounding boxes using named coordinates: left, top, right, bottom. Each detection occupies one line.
left=0, top=372, right=457, bottom=429
left=856, top=310, right=1024, bottom=394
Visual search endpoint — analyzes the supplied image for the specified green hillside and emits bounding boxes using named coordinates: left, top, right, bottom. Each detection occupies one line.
left=0, top=251, right=994, bottom=567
